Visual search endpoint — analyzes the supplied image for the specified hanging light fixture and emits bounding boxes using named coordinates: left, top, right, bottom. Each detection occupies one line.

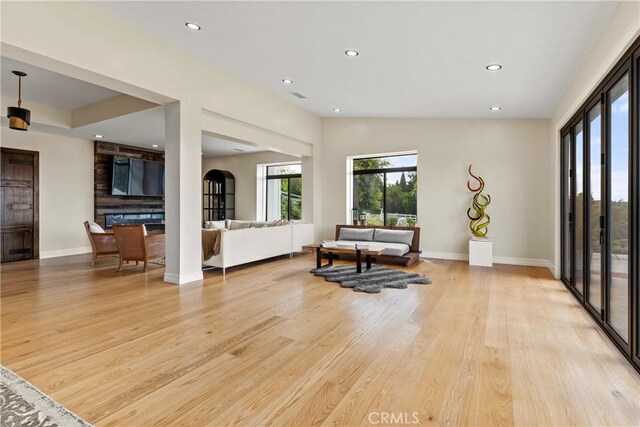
left=7, top=71, right=31, bottom=131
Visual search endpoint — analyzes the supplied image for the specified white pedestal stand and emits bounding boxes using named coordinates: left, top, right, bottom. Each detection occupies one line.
left=469, top=237, right=492, bottom=267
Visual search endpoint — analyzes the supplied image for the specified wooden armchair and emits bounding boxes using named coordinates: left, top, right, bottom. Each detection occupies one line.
left=84, top=221, right=118, bottom=266
left=112, top=224, right=165, bottom=272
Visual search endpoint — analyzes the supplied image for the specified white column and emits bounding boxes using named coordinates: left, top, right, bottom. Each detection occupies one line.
left=301, top=155, right=313, bottom=223
left=302, top=143, right=322, bottom=240
left=164, top=101, right=203, bottom=284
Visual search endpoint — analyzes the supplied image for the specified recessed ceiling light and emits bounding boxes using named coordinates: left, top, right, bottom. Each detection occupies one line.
left=333, top=108, right=341, bottom=112
left=185, top=22, right=201, bottom=31
left=345, top=50, right=359, bottom=57
left=94, top=134, right=103, bottom=138
left=486, top=64, right=502, bottom=71
left=282, top=79, right=293, bottom=84
left=152, top=144, right=159, bottom=148
left=490, top=106, right=502, bottom=111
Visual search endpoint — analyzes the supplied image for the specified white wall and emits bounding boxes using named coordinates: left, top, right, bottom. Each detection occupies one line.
left=549, top=1, right=640, bottom=277
left=202, top=151, right=299, bottom=221
left=1, top=128, right=94, bottom=258
left=321, top=118, right=552, bottom=266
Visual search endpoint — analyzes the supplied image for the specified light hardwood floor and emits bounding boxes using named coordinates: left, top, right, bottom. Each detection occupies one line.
left=1, top=254, right=639, bottom=426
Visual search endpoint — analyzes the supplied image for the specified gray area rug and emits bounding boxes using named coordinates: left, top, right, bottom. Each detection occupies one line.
left=310, top=265, right=432, bottom=293
left=0, top=366, right=92, bottom=427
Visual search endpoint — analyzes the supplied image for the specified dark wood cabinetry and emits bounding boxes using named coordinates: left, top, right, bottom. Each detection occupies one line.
left=0, top=148, right=39, bottom=262
left=203, top=169, right=235, bottom=221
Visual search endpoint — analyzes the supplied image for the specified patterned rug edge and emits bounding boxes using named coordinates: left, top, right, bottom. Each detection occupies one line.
left=1, top=365, right=92, bottom=427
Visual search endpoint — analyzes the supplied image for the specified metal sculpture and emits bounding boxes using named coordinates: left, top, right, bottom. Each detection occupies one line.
left=467, top=165, right=491, bottom=238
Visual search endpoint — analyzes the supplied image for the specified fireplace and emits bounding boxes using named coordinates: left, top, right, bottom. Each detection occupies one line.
left=104, top=212, right=165, bottom=229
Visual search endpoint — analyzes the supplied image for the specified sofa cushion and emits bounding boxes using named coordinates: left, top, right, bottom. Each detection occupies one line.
left=338, top=228, right=375, bottom=241
left=332, top=240, right=409, bottom=256
left=89, top=222, right=105, bottom=233
left=205, top=220, right=227, bottom=230
left=373, top=229, right=414, bottom=246
left=250, top=221, right=268, bottom=228
left=379, top=242, right=411, bottom=256
left=228, top=220, right=251, bottom=230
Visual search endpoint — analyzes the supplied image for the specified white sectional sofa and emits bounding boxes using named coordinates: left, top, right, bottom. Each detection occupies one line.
left=203, top=222, right=314, bottom=275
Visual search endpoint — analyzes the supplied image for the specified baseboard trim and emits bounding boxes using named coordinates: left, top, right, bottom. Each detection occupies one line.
left=40, top=247, right=91, bottom=259
left=421, top=251, right=555, bottom=274
left=163, top=271, right=203, bottom=285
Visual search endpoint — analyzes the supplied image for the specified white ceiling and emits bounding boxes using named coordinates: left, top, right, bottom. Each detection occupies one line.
left=1, top=57, right=266, bottom=156
left=1, top=57, right=120, bottom=109
left=94, top=1, right=619, bottom=118
left=1, top=104, right=266, bottom=157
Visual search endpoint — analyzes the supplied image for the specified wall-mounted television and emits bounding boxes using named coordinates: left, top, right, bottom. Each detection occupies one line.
left=111, top=156, right=164, bottom=196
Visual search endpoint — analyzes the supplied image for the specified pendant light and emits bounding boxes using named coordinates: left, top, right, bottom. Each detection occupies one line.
left=7, top=71, right=31, bottom=131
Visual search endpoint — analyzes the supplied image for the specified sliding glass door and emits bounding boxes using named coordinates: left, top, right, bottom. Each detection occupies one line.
left=634, top=46, right=640, bottom=367
left=561, top=133, right=572, bottom=285
left=587, top=104, right=602, bottom=313
left=574, top=121, right=585, bottom=296
left=605, top=70, right=631, bottom=345
left=560, top=38, right=639, bottom=371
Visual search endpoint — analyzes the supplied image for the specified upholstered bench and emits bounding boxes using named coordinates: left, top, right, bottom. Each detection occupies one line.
left=333, top=225, right=421, bottom=266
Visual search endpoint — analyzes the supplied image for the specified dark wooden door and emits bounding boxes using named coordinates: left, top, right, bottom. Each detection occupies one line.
left=1, top=148, right=39, bottom=262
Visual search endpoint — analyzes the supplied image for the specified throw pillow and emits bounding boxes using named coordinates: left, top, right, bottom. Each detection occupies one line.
left=206, top=220, right=226, bottom=230
left=338, top=228, right=375, bottom=241
left=89, top=222, right=105, bottom=233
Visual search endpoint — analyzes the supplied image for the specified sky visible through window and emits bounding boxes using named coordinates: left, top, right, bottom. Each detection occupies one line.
left=610, top=88, right=628, bottom=202
left=355, top=154, right=417, bottom=184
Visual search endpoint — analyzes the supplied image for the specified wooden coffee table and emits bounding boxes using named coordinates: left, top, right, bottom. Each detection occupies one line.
left=303, top=243, right=386, bottom=273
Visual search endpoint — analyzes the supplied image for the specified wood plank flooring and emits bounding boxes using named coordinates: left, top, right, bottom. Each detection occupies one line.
left=1, top=254, right=639, bottom=426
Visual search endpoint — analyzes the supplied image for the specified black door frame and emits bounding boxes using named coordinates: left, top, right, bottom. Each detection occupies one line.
left=601, top=60, right=632, bottom=355
left=560, top=37, right=639, bottom=373
left=560, top=131, right=572, bottom=287
left=631, top=46, right=640, bottom=368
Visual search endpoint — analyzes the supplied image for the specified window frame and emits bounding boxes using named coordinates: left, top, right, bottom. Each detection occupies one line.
left=350, top=152, right=418, bottom=226
left=264, top=163, right=302, bottom=222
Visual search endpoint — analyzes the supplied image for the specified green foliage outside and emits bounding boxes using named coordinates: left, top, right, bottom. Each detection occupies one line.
left=280, top=177, right=302, bottom=220
left=575, top=192, right=628, bottom=255
left=353, top=157, right=417, bottom=226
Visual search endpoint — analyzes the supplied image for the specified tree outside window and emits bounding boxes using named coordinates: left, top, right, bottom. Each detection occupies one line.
left=353, top=154, right=417, bottom=226
left=266, top=164, right=302, bottom=221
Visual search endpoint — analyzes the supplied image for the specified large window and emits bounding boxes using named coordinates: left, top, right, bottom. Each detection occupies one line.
left=352, top=153, right=417, bottom=226
left=560, top=37, right=639, bottom=371
left=265, top=163, right=301, bottom=221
